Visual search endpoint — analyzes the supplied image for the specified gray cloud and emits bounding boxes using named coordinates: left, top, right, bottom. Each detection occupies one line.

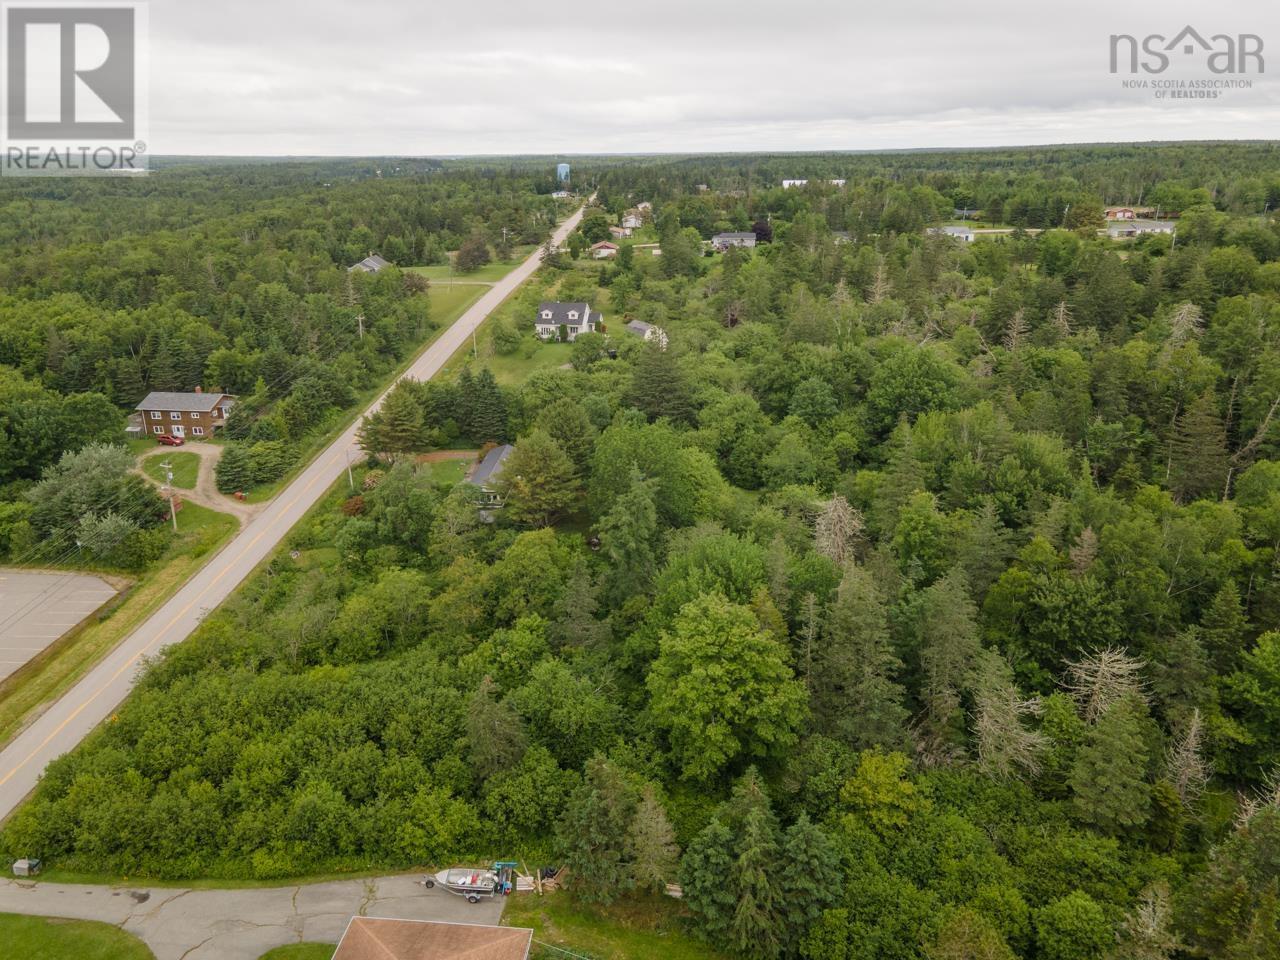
left=146, top=0, right=1280, bottom=154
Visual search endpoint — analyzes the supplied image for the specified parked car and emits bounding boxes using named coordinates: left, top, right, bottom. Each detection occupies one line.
left=156, top=434, right=185, bottom=446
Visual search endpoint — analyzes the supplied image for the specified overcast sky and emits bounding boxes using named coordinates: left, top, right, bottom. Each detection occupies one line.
left=148, top=1, right=1280, bottom=155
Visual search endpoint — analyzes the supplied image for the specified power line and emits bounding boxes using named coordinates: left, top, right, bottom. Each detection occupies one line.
left=533, top=940, right=600, bottom=960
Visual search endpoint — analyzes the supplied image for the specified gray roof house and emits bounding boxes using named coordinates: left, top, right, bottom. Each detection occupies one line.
left=1108, top=220, right=1176, bottom=239
left=349, top=253, right=391, bottom=273
left=711, top=232, right=757, bottom=251
left=133, top=390, right=236, bottom=438
left=625, top=319, right=669, bottom=350
left=928, top=225, right=975, bottom=242
left=534, top=302, right=602, bottom=342
left=469, top=444, right=515, bottom=512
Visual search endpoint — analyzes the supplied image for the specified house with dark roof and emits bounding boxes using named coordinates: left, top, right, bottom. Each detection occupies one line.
left=134, top=390, right=236, bottom=439
left=469, top=444, right=514, bottom=506
left=349, top=253, right=391, bottom=274
left=333, top=917, right=532, bottom=960
left=534, top=301, right=602, bottom=341
left=711, top=232, right=757, bottom=252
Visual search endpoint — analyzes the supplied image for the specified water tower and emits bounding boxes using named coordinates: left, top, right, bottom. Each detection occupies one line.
left=556, top=162, right=570, bottom=186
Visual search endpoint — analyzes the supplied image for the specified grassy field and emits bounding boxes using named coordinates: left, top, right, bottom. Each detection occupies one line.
left=140, top=451, right=199, bottom=489
left=418, top=457, right=471, bottom=486
left=0, top=912, right=155, bottom=959
left=258, top=944, right=334, bottom=960
left=406, top=245, right=535, bottom=282
left=504, top=891, right=728, bottom=960
left=0, top=502, right=238, bottom=746
left=479, top=340, right=574, bottom=387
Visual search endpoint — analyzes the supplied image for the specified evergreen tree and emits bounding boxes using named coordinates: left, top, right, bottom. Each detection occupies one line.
left=551, top=561, right=610, bottom=649
left=814, top=564, right=909, bottom=751
left=1224, top=887, right=1280, bottom=960
left=597, top=466, right=659, bottom=604
left=914, top=569, right=982, bottom=758
left=1202, top=579, right=1250, bottom=671
left=466, top=677, right=527, bottom=780
left=215, top=443, right=254, bottom=493
left=625, top=784, right=679, bottom=895
left=627, top=342, right=695, bottom=424
left=680, top=819, right=737, bottom=941
left=557, top=757, right=637, bottom=904
left=465, top=368, right=508, bottom=443
left=730, top=806, right=785, bottom=960
left=1069, top=696, right=1152, bottom=834
left=1169, top=391, right=1229, bottom=502
left=778, top=814, right=842, bottom=954
left=496, top=429, right=580, bottom=526
left=358, top=383, right=424, bottom=461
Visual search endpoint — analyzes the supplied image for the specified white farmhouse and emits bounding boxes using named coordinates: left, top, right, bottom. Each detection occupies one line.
left=534, top=301, right=602, bottom=341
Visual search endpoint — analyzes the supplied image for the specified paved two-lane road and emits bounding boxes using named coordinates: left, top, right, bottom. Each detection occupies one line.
left=0, top=202, right=586, bottom=822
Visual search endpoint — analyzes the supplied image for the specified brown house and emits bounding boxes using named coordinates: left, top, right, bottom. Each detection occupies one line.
left=134, top=390, right=236, bottom=439
left=332, top=917, right=532, bottom=960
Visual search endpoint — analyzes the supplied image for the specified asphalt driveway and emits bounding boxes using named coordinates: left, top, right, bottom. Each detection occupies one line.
left=0, top=873, right=507, bottom=959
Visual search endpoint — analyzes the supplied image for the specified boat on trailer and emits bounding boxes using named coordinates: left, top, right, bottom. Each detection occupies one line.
left=422, top=862, right=517, bottom=902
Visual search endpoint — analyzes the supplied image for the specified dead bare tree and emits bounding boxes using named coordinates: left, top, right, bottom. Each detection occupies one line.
left=868, top=260, right=891, bottom=304
left=1051, top=300, right=1073, bottom=337
left=1063, top=647, right=1148, bottom=723
left=1164, top=708, right=1211, bottom=810
left=1234, top=767, right=1280, bottom=829
left=1167, top=301, right=1204, bottom=345
left=1003, top=309, right=1028, bottom=352
left=1069, top=527, right=1099, bottom=576
left=815, top=494, right=863, bottom=567
left=1113, top=884, right=1180, bottom=960
left=973, top=663, right=1048, bottom=780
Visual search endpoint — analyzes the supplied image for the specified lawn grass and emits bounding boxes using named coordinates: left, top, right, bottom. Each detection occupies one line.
left=140, top=451, right=200, bottom=490
left=419, top=458, right=471, bottom=487
left=0, top=912, right=155, bottom=959
left=407, top=245, right=535, bottom=282
left=476, top=340, right=575, bottom=387
left=503, top=891, right=729, bottom=960
left=0, top=503, right=237, bottom=747
left=257, top=944, right=334, bottom=960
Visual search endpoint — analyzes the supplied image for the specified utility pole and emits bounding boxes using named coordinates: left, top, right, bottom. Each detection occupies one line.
left=160, top=461, right=178, bottom=531
left=355, top=313, right=365, bottom=340
left=344, top=448, right=355, bottom=491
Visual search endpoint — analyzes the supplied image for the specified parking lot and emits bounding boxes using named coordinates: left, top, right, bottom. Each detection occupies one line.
left=0, top=571, right=119, bottom=682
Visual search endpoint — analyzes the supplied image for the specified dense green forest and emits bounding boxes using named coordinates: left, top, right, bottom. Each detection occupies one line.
left=0, top=161, right=557, bottom=565
left=9, top=144, right=1280, bottom=959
